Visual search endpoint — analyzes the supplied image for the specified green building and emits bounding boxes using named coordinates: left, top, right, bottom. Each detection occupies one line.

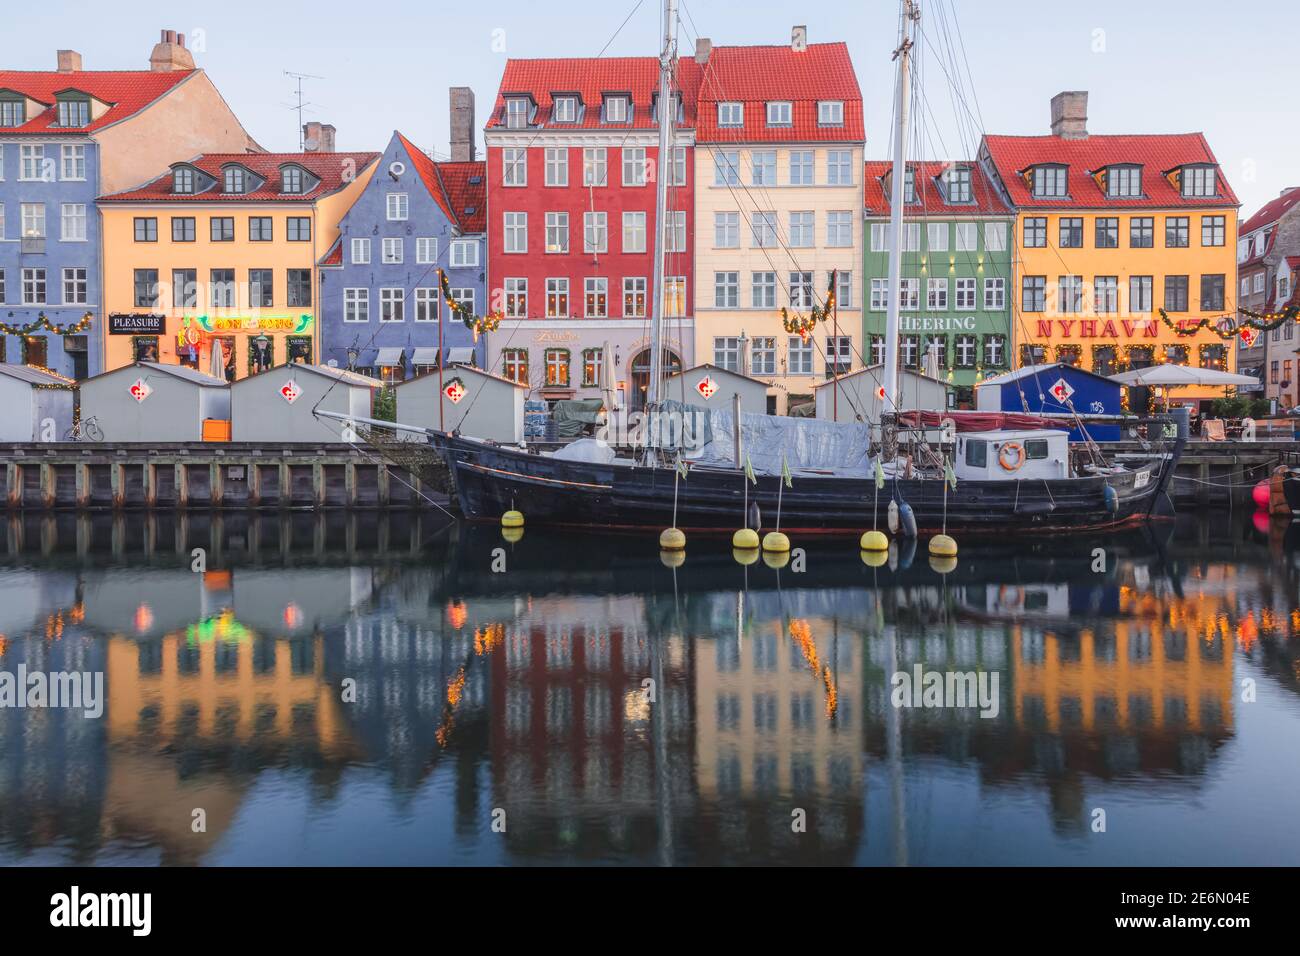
left=863, top=160, right=1015, bottom=407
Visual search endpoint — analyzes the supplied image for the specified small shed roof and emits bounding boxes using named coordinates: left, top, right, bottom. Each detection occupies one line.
left=666, top=362, right=771, bottom=388
left=0, top=363, right=76, bottom=387
left=977, top=362, right=1117, bottom=389
left=235, top=362, right=382, bottom=389
left=83, top=361, right=228, bottom=387
left=813, top=364, right=942, bottom=389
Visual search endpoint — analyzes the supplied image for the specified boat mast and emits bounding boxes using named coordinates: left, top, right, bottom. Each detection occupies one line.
left=882, top=0, right=919, bottom=413
left=645, top=0, right=677, bottom=463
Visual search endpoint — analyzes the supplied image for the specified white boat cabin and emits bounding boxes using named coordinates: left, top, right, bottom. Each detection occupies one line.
left=954, top=429, right=1071, bottom=481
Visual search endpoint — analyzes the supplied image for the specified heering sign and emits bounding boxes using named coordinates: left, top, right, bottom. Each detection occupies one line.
left=901, top=316, right=977, bottom=332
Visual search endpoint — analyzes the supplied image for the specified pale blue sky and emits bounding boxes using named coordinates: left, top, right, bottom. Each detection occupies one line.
left=5, top=0, right=1295, bottom=214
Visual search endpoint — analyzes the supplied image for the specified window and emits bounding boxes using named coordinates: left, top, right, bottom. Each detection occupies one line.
left=62, top=267, right=87, bottom=305
left=173, top=166, right=195, bottom=194
left=1201, top=215, right=1226, bottom=247
left=133, top=269, right=158, bottom=307
left=790, top=150, right=814, bottom=185
left=54, top=97, right=88, bottom=128
left=223, top=166, right=246, bottom=194
left=545, top=349, right=570, bottom=386
left=544, top=212, right=569, bottom=254
left=903, top=168, right=916, bottom=203
left=22, top=268, right=46, bottom=305
left=1059, top=217, right=1083, bottom=248
left=409, top=287, right=437, bottom=322
left=172, top=268, right=197, bottom=308
left=714, top=211, right=739, bottom=249
left=1095, top=217, right=1119, bottom=248
left=505, top=98, right=530, bottom=129
left=955, top=222, right=976, bottom=252
left=818, top=100, right=844, bottom=126
left=714, top=150, right=740, bottom=186
left=869, top=336, right=887, bottom=366
left=287, top=217, right=311, bottom=242
left=718, top=103, right=743, bottom=127
left=380, top=288, right=404, bottom=322
left=545, top=277, right=569, bottom=317
left=1200, top=274, right=1225, bottom=311
left=714, top=337, right=741, bottom=372
left=344, top=288, right=369, bottom=322
left=836, top=270, right=853, bottom=308
left=766, top=101, right=792, bottom=126
left=210, top=269, right=235, bottom=308
left=579, top=347, right=602, bottom=387
left=984, top=277, right=1005, bottom=310
left=827, top=150, right=852, bottom=185
left=790, top=271, right=814, bottom=309
left=1108, top=166, right=1142, bottom=197
left=927, top=223, right=949, bottom=252
left=826, top=336, right=852, bottom=377
left=789, top=211, right=814, bottom=247
left=751, top=149, right=777, bottom=186
left=1032, top=165, right=1067, bottom=198
left=928, top=278, right=948, bottom=310
left=249, top=217, right=272, bottom=241
left=944, top=165, right=972, bottom=202
left=604, top=96, right=628, bottom=123
left=1022, top=276, right=1046, bottom=312
left=210, top=217, right=234, bottom=242
left=449, top=239, right=478, bottom=267
left=584, top=277, right=607, bottom=317
left=1094, top=276, right=1118, bottom=313
left=351, top=237, right=371, bottom=264
left=382, top=237, right=403, bottom=264
left=61, top=145, right=86, bottom=181
left=901, top=336, right=921, bottom=368
left=618, top=211, right=646, bottom=253
left=669, top=146, right=686, bottom=186
left=1165, top=275, right=1189, bottom=312
left=20, top=145, right=44, bottom=180
left=622, top=146, right=647, bottom=186
left=870, top=278, right=890, bottom=311
left=386, top=193, right=408, bottom=221
left=752, top=271, right=776, bottom=309
left=1272, top=360, right=1280, bottom=385
left=282, top=166, right=304, bottom=194
left=1130, top=217, right=1154, bottom=248
left=1182, top=165, right=1217, bottom=197
left=450, top=288, right=474, bottom=314
left=748, top=337, right=776, bottom=375
left=582, top=147, right=606, bottom=186
left=955, top=277, right=976, bottom=310
left=504, top=277, right=527, bottom=317
left=134, top=217, right=157, bottom=242
left=752, top=211, right=778, bottom=248
left=1201, top=344, right=1227, bottom=370
left=983, top=335, right=1006, bottom=368
left=249, top=269, right=274, bottom=308
left=826, top=211, right=853, bottom=247
left=664, top=210, right=686, bottom=252
left=413, top=237, right=437, bottom=264
left=984, top=222, right=1007, bottom=252
left=584, top=211, right=608, bottom=254
left=1024, top=217, right=1047, bottom=248
left=21, top=203, right=45, bottom=238
left=1129, top=276, right=1153, bottom=313
left=900, top=277, right=920, bottom=310
left=1166, top=216, right=1189, bottom=248
left=1058, top=275, right=1083, bottom=313
left=714, top=271, right=739, bottom=308
left=623, top=277, right=647, bottom=317
left=172, top=217, right=196, bottom=242
left=553, top=96, right=577, bottom=122
left=0, top=99, right=25, bottom=127
left=287, top=269, right=311, bottom=307
left=954, top=335, right=977, bottom=368
left=503, top=147, right=527, bottom=186
left=502, top=349, right=528, bottom=384
left=504, top=212, right=527, bottom=253
left=544, top=147, right=568, bottom=186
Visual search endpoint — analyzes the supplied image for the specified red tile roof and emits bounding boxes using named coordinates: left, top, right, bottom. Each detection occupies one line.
left=434, top=160, right=487, bottom=234
left=100, top=151, right=380, bottom=202
left=0, top=69, right=194, bottom=134
left=319, top=237, right=343, bottom=267
left=982, top=133, right=1239, bottom=209
left=397, top=132, right=457, bottom=222
left=863, top=160, right=1010, bottom=216
left=1242, top=188, right=1300, bottom=234
left=695, top=43, right=863, bottom=143
left=487, top=56, right=701, bottom=131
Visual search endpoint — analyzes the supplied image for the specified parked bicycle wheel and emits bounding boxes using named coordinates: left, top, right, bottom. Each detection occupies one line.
left=63, top=425, right=80, bottom=442
left=84, top=420, right=104, bottom=442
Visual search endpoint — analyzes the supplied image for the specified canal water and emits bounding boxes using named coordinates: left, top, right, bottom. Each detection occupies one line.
left=1, top=510, right=1298, bottom=866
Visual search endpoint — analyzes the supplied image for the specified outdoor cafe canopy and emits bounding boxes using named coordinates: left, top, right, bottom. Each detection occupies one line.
left=1108, top=365, right=1260, bottom=388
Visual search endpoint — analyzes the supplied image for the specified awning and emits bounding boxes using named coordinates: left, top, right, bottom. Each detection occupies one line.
left=446, top=346, right=477, bottom=366
left=375, top=347, right=406, bottom=367
left=1109, top=365, right=1259, bottom=387
left=354, top=349, right=378, bottom=369
left=410, top=347, right=440, bottom=367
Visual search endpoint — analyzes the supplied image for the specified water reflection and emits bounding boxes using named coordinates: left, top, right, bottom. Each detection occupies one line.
left=1, top=511, right=1299, bottom=865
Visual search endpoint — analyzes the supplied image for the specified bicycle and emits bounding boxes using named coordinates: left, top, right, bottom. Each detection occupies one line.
left=64, top=416, right=105, bottom=442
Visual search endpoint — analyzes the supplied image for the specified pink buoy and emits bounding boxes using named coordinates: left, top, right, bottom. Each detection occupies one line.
left=1252, top=480, right=1270, bottom=509
left=1253, top=509, right=1271, bottom=536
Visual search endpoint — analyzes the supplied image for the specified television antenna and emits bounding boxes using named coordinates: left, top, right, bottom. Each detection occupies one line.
left=284, top=70, right=325, bottom=149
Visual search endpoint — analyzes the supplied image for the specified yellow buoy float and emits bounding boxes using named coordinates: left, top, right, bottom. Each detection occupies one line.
left=732, top=547, right=759, bottom=566
left=929, top=554, right=958, bottom=574
left=861, top=548, right=888, bottom=568
left=761, top=531, right=790, bottom=553
left=732, top=527, right=759, bottom=550
left=501, top=510, right=525, bottom=528
left=763, top=550, right=790, bottom=569
left=928, top=533, right=958, bottom=557
left=660, top=549, right=686, bottom=569
left=660, top=527, right=686, bottom=551
left=860, top=529, right=889, bottom=552
left=501, top=526, right=524, bottom=544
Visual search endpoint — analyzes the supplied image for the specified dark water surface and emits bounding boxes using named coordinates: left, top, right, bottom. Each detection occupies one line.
left=1, top=510, right=1298, bottom=866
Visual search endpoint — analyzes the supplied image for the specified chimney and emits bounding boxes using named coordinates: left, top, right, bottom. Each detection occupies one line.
left=791, top=25, right=808, bottom=52
left=57, top=50, right=82, bottom=73
left=150, top=29, right=195, bottom=72
left=694, top=38, right=712, bottom=65
left=1050, top=91, right=1089, bottom=140
left=302, top=122, right=336, bottom=153
left=449, top=87, right=476, bottom=162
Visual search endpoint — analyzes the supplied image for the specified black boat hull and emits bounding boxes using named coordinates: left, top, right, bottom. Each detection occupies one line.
left=430, top=433, right=1181, bottom=535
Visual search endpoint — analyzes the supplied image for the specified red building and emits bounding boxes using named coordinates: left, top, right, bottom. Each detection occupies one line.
left=483, top=56, right=701, bottom=409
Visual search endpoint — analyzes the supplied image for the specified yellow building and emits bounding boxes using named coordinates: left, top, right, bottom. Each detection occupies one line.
left=982, top=92, right=1241, bottom=408
left=691, top=37, right=865, bottom=415
left=98, top=146, right=377, bottom=378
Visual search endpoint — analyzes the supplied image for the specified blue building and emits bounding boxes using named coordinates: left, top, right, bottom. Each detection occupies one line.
left=976, top=362, right=1122, bottom=441
left=319, top=129, right=486, bottom=383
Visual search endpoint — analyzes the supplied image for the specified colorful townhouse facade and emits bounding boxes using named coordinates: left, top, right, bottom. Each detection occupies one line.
left=98, top=144, right=378, bottom=379
left=692, top=30, right=864, bottom=415
left=483, top=55, right=699, bottom=409
left=319, top=111, right=487, bottom=382
left=981, top=91, right=1240, bottom=410
left=863, top=160, right=1014, bottom=407
left=1236, top=187, right=1300, bottom=407
left=0, top=31, right=256, bottom=380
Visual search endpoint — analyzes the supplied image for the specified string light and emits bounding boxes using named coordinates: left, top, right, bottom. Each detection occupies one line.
left=439, top=271, right=501, bottom=336
left=0, top=311, right=93, bottom=337
left=781, top=270, right=837, bottom=339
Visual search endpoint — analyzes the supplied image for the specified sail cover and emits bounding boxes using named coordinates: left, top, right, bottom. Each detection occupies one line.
left=897, top=410, right=1062, bottom=432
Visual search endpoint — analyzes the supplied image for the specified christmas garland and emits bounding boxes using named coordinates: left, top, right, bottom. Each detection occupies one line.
left=1157, top=303, right=1300, bottom=341
left=781, top=270, right=838, bottom=339
left=440, top=272, right=501, bottom=336
left=0, top=311, right=93, bottom=337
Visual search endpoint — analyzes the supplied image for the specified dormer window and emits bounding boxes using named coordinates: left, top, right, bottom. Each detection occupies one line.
left=903, top=168, right=916, bottom=203
left=0, top=96, right=27, bottom=127
left=818, top=100, right=844, bottom=126
left=943, top=164, right=972, bottom=203
left=604, top=95, right=629, bottom=123
left=57, top=97, right=90, bottom=128
left=223, top=166, right=247, bottom=194
left=718, top=102, right=743, bottom=127
left=653, top=92, right=680, bottom=123
left=766, top=101, right=792, bottom=127
left=1181, top=164, right=1217, bottom=198
left=505, top=97, right=530, bottom=129
left=1031, top=164, right=1068, bottom=198
left=1107, top=164, right=1142, bottom=198
left=282, top=165, right=305, bottom=194
left=173, top=166, right=195, bottom=194
left=553, top=96, right=577, bottom=123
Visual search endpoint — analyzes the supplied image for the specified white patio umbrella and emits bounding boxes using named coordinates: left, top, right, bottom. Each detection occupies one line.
left=1108, top=365, right=1260, bottom=387
left=209, top=339, right=225, bottom=379
left=598, top=339, right=618, bottom=438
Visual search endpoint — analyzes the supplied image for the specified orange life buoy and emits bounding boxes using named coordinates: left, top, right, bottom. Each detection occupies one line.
left=998, top=441, right=1025, bottom=471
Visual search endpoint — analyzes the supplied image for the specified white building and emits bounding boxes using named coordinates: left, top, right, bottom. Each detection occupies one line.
left=0, top=364, right=76, bottom=441
left=664, top=363, right=771, bottom=416
left=231, top=363, right=380, bottom=443
left=814, top=364, right=948, bottom=424
left=79, top=362, right=229, bottom=442
left=394, top=364, right=526, bottom=444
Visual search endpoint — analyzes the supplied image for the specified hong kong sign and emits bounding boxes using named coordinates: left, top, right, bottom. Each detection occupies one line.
left=197, top=314, right=313, bottom=334
left=109, top=313, right=165, bottom=335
